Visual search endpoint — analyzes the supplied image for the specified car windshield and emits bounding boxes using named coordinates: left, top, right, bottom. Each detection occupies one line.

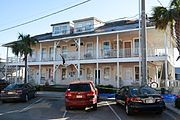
left=68, top=83, right=91, bottom=92
left=4, top=84, right=24, bottom=90
left=130, top=86, right=157, bottom=96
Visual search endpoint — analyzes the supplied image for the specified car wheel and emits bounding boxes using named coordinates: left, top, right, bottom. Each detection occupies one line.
left=125, top=104, right=132, bottom=115
left=93, top=103, right=97, bottom=110
left=24, top=94, right=29, bottom=102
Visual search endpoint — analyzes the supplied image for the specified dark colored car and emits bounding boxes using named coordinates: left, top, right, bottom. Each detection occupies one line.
left=0, top=79, right=9, bottom=92
left=65, top=80, right=98, bottom=110
left=175, top=95, right=180, bottom=108
left=115, top=86, right=166, bottom=115
left=1, top=83, right=36, bottom=102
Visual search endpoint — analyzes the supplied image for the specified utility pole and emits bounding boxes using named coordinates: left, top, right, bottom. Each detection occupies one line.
left=141, top=0, right=147, bottom=86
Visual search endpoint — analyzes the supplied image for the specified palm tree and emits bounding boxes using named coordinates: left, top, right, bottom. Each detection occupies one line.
left=11, top=33, right=38, bottom=83
left=152, top=0, right=180, bottom=60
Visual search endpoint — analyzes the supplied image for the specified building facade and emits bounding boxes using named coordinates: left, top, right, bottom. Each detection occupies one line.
left=3, top=17, right=176, bottom=88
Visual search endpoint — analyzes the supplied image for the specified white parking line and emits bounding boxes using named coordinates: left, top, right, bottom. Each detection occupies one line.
left=106, top=101, right=122, bottom=120
left=20, top=98, right=43, bottom=112
left=62, top=110, right=67, bottom=118
left=0, top=98, right=43, bottom=115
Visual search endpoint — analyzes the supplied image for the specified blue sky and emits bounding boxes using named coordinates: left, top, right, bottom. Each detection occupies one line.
left=0, top=0, right=179, bottom=66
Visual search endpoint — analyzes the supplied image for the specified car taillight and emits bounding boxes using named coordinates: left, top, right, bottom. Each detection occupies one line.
left=1, top=90, right=5, bottom=93
left=16, top=90, right=22, bottom=94
left=87, top=91, right=95, bottom=98
left=65, top=91, right=72, bottom=98
left=156, top=97, right=163, bottom=102
left=127, top=97, right=143, bottom=103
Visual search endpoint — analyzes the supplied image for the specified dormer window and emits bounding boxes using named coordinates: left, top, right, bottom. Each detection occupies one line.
left=51, top=21, right=73, bottom=36
left=76, top=23, right=83, bottom=32
left=54, top=26, right=60, bottom=34
left=85, top=22, right=92, bottom=31
left=73, top=17, right=103, bottom=33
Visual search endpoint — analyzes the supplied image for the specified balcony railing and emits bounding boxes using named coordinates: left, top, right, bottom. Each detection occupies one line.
left=7, top=48, right=168, bottom=63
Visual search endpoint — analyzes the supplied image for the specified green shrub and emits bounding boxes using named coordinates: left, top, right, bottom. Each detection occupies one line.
left=175, top=98, right=180, bottom=108
left=97, top=85, right=117, bottom=93
left=35, top=85, right=68, bottom=92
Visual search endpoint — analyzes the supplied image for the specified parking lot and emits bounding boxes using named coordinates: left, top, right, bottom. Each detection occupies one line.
left=0, top=92, right=179, bottom=120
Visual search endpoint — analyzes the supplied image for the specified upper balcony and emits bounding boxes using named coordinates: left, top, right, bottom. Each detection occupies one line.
left=7, top=48, right=169, bottom=64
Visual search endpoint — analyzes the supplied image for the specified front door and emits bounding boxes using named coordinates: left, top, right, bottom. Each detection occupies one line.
left=123, top=68, right=133, bottom=85
left=95, top=70, right=100, bottom=85
left=124, top=41, right=131, bottom=57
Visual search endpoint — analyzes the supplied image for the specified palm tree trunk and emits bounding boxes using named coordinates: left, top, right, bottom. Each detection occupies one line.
left=175, top=19, right=180, bottom=61
left=24, top=55, right=27, bottom=83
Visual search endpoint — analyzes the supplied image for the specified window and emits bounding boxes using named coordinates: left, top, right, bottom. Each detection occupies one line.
left=62, top=68, right=67, bottom=80
left=61, top=25, right=68, bottom=34
left=134, top=39, right=139, bottom=55
left=76, top=23, right=83, bottom=32
left=41, top=48, right=46, bottom=60
left=54, top=26, right=60, bottom=34
left=85, top=22, right=92, bottom=31
left=49, top=47, right=54, bottom=60
left=103, top=42, right=110, bottom=57
left=104, top=67, right=110, bottom=80
left=135, top=66, right=139, bottom=81
left=62, top=46, right=68, bottom=58
left=87, top=68, right=92, bottom=79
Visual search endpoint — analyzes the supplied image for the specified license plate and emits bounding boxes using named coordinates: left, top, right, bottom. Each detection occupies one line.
left=145, top=99, right=154, bottom=103
left=76, top=95, right=82, bottom=98
left=8, top=92, right=14, bottom=95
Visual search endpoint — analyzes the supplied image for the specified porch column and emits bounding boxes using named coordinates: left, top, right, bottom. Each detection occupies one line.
left=53, top=41, right=56, bottom=61
left=117, top=62, right=120, bottom=88
left=53, top=41, right=56, bottom=84
left=96, top=36, right=99, bottom=85
left=5, top=47, right=8, bottom=81
left=40, top=43, right=42, bottom=62
left=15, top=56, right=18, bottom=83
left=38, top=65, right=41, bottom=85
left=78, top=38, right=81, bottom=80
left=116, top=34, right=120, bottom=88
left=164, top=31, right=168, bottom=87
left=53, top=65, right=56, bottom=84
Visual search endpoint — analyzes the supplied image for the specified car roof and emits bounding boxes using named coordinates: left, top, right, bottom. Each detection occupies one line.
left=70, top=80, right=94, bottom=84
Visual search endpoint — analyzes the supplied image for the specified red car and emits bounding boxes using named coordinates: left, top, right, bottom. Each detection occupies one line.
left=65, top=80, right=98, bottom=110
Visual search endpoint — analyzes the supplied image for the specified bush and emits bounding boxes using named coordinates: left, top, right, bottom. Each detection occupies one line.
left=35, top=85, right=68, bottom=92
left=175, top=98, right=180, bottom=108
left=96, top=85, right=117, bottom=93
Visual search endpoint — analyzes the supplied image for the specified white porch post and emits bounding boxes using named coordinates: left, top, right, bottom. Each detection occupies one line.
left=40, top=43, right=42, bottom=62
left=38, top=43, right=42, bottom=85
left=15, top=56, right=18, bottom=83
left=53, top=41, right=56, bottom=83
left=96, top=36, right=99, bottom=85
left=78, top=38, right=81, bottom=80
left=5, top=47, right=8, bottom=81
left=116, top=34, right=120, bottom=88
left=164, top=31, right=168, bottom=87
left=38, top=65, right=41, bottom=85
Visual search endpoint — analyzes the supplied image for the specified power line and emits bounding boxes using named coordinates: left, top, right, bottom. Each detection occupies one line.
left=0, top=0, right=91, bottom=33
left=156, top=0, right=164, bottom=7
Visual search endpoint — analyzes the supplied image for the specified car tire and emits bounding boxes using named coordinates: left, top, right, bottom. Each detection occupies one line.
left=23, top=94, right=29, bottom=102
left=92, top=103, right=97, bottom=110
left=125, top=104, right=133, bottom=115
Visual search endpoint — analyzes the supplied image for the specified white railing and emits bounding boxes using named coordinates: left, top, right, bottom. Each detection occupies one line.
left=7, top=48, right=171, bottom=63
